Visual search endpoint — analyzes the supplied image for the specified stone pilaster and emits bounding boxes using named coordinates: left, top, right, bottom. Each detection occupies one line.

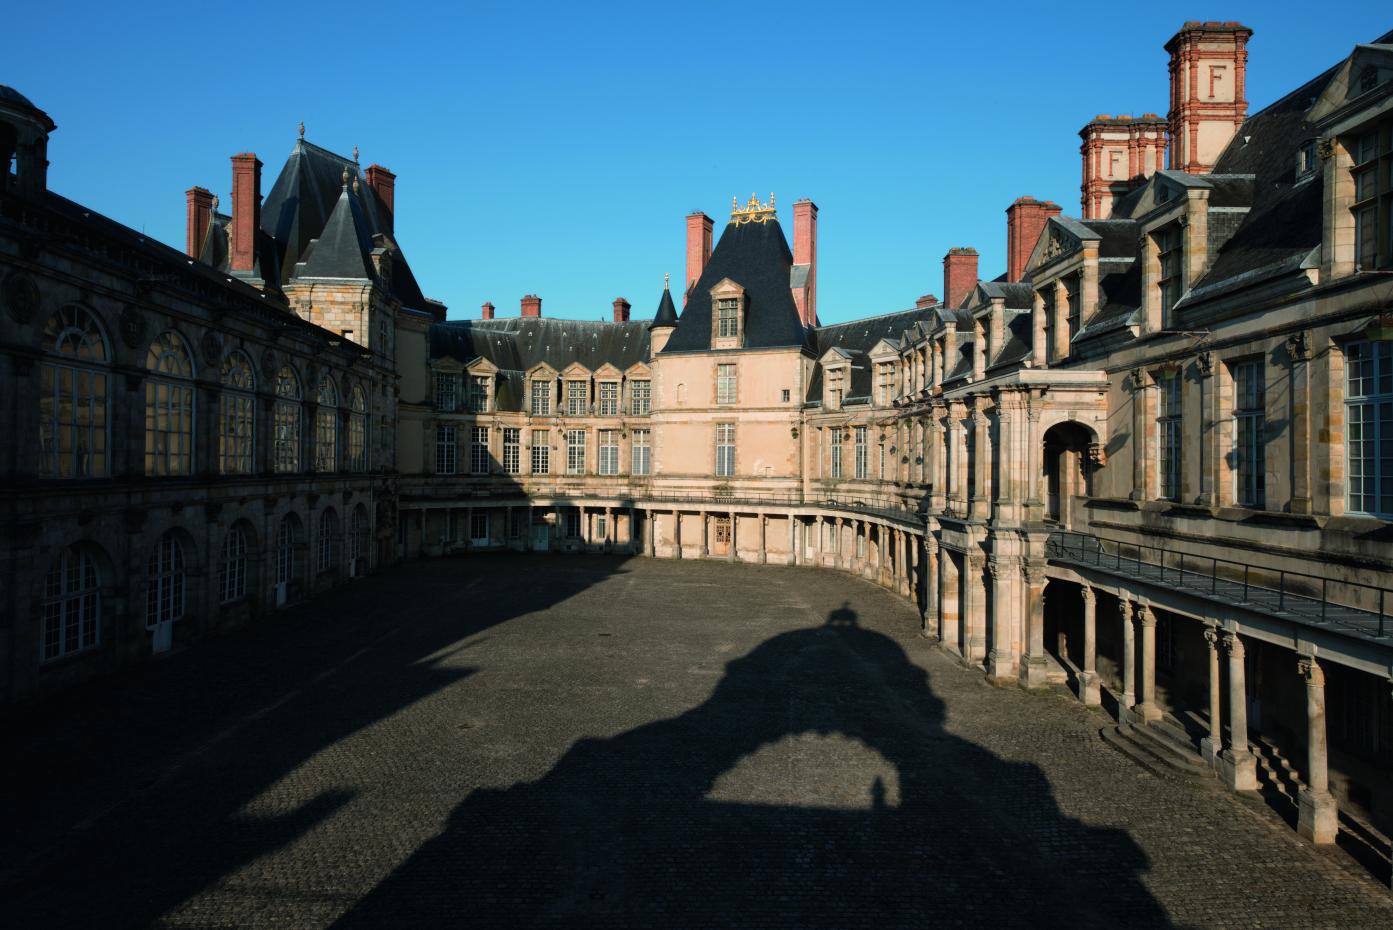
left=1218, top=631, right=1258, bottom=791
left=1079, top=586, right=1100, bottom=705
left=1201, top=626, right=1221, bottom=763
left=1296, top=658, right=1338, bottom=843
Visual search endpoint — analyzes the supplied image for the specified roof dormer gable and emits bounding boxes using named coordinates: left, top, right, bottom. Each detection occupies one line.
left=526, top=361, right=558, bottom=380
left=868, top=338, right=901, bottom=363
left=561, top=361, right=593, bottom=380
left=818, top=346, right=854, bottom=368
left=593, top=362, right=622, bottom=380
left=624, top=361, right=652, bottom=378
left=1026, top=216, right=1100, bottom=275
left=465, top=356, right=499, bottom=376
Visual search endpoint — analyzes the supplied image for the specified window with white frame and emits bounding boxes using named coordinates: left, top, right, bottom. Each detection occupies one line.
left=1157, top=225, right=1183, bottom=323
left=1346, top=339, right=1393, bottom=516
left=314, top=377, right=338, bottom=473
left=435, top=372, right=459, bottom=411
left=470, top=426, right=490, bottom=474
left=502, top=428, right=520, bottom=474
left=531, top=429, right=550, bottom=474
left=830, top=427, right=844, bottom=478
left=854, top=426, right=868, bottom=479
left=274, top=367, right=302, bottom=473
left=436, top=425, right=457, bottom=474
left=219, top=526, right=248, bottom=603
left=826, top=368, right=845, bottom=409
left=144, top=331, right=195, bottom=477
left=565, top=380, right=588, bottom=416
left=276, top=518, right=295, bottom=586
left=38, top=305, right=110, bottom=479
left=347, top=385, right=367, bottom=471
left=566, top=429, right=586, bottom=474
left=630, top=380, right=651, bottom=415
left=715, top=423, right=735, bottom=477
left=531, top=378, right=551, bottom=415
left=1157, top=374, right=1182, bottom=500
left=717, top=298, right=739, bottom=338
left=219, top=351, right=256, bottom=475
left=595, top=513, right=608, bottom=538
left=598, top=429, right=620, bottom=475
left=631, top=428, right=651, bottom=475
left=469, top=375, right=490, bottom=413
left=598, top=381, right=619, bottom=416
left=145, top=533, right=185, bottom=627
left=1232, top=359, right=1266, bottom=509
left=876, top=364, right=895, bottom=406
left=717, top=363, right=736, bottom=404
left=41, top=546, right=100, bottom=661
left=317, top=509, right=338, bottom=572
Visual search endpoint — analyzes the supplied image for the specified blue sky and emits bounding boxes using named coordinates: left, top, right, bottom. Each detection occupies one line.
left=4, top=2, right=1388, bottom=323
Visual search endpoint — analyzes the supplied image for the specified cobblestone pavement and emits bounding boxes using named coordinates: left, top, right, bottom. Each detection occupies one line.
left=6, top=554, right=1392, bottom=929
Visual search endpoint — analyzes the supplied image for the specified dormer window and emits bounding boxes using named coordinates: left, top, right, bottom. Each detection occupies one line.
left=709, top=279, right=746, bottom=349
left=1296, top=140, right=1318, bottom=180
left=1156, top=224, right=1184, bottom=321
left=598, top=381, right=619, bottom=416
left=469, top=375, right=490, bottom=413
left=435, top=372, right=459, bottom=411
left=530, top=378, right=551, bottom=415
left=1065, top=274, right=1081, bottom=344
left=1353, top=117, right=1392, bottom=271
left=825, top=368, right=846, bottom=409
left=565, top=380, right=588, bottom=416
left=717, top=299, right=738, bottom=337
left=876, top=364, right=895, bottom=406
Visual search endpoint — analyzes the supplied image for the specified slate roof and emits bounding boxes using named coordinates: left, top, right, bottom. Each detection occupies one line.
left=652, top=285, right=678, bottom=327
left=807, top=307, right=939, bottom=402
left=662, top=218, right=808, bottom=353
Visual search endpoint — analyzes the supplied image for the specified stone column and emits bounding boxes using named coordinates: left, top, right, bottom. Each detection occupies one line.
left=1201, top=627, right=1222, bottom=763
left=727, top=511, right=736, bottom=562
left=969, top=406, right=990, bottom=521
left=965, top=553, right=987, bottom=663
left=1080, top=586, right=1100, bottom=705
left=1296, top=657, right=1338, bottom=843
left=1122, top=600, right=1137, bottom=714
left=940, top=550, right=960, bottom=653
left=673, top=510, right=682, bottom=559
left=606, top=507, right=615, bottom=550
left=789, top=515, right=799, bottom=566
left=758, top=514, right=768, bottom=564
left=986, top=560, right=1016, bottom=681
left=814, top=515, right=824, bottom=566
left=1136, top=604, right=1162, bottom=722
left=1021, top=562, right=1049, bottom=688
left=553, top=504, right=562, bottom=551
left=921, top=537, right=939, bottom=639
left=834, top=517, right=844, bottom=570
left=648, top=510, right=658, bottom=557
left=699, top=511, right=708, bottom=558
left=1218, top=631, right=1258, bottom=790
left=629, top=506, right=637, bottom=553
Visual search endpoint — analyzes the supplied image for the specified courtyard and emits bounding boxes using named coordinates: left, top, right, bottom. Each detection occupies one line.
left=5, top=554, right=1392, bottom=929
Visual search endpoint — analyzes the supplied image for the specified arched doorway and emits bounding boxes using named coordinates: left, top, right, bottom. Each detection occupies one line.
left=1042, top=421, right=1096, bottom=528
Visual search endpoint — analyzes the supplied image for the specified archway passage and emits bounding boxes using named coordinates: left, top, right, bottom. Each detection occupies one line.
left=1042, top=421, right=1097, bottom=528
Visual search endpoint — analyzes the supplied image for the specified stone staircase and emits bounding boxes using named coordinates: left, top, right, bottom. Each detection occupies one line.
left=1251, top=736, right=1303, bottom=813
left=1101, top=712, right=1214, bottom=779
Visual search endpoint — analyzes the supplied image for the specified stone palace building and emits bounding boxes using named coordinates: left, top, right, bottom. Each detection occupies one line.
left=2, top=21, right=1391, bottom=874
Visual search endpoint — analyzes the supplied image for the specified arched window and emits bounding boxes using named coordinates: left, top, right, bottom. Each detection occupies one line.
left=317, top=509, right=339, bottom=573
left=219, top=525, right=248, bottom=603
left=41, top=545, right=101, bottom=661
left=145, top=533, right=185, bottom=626
left=315, top=376, right=338, bottom=472
left=347, top=385, right=368, bottom=472
left=274, top=367, right=302, bottom=473
left=39, top=305, right=109, bottom=478
left=145, top=331, right=195, bottom=476
left=350, top=505, right=369, bottom=564
left=276, top=517, right=296, bottom=587
left=219, top=351, right=256, bottom=475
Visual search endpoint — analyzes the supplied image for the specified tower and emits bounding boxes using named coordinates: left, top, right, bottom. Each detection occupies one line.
left=1165, top=22, right=1252, bottom=174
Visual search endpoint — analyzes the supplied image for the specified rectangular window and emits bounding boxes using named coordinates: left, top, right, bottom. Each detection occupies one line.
left=314, top=407, right=337, bottom=472
left=631, top=429, right=651, bottom=475
left=717, top=298, right=739, bottom=338
left=436, top=425, right=457, bottom=475
left=347, top=412, right=366, bottom=472
left=598, top=429, right=620, bottom=475
left=1346, top=340, right=1393, bottom=516
left=1232, top=359, right=1266, bottom=509
left=878, top=442, right=886, bottom=479
left=565, top=509, right=581, bottom=538
left=827, top=370, right=844, bottom=409
left=1042, top=285, right=1057, bottom=364
left=469, top=376, right=489, bottom=413
left=219, top=390, right=254, bottom=475
left=144, top=379, right=194, bottom=477
left=566, top=429, right=586, bottom=474
left=502, top=428, right=520, bottom=474
left=830, top=427, right=844, bottom=479
left=717, top=363, right=737, bottom=404
left=1157, top=225, right=1183, bottom=321
left=1157, top=376, right=1182, bottom=500
left=531, top=379, right=551, bottom=415
left=715, top=423, right=735, bottom=477
left=630, top=380, right=651, bottom=415
left=854, top=426, right=868, bottom=479
left=781, top=389, right=791, bottom=403
left=470, top=426, right=490, bottom=475
left=565, top=380, right=588, bottom=416
left=1065, top=274, right=1081, bottom=346
left=435, top=372, right=458, bottom=411
left=531, top=429, right=550, bottom=475
left=38, top=363, right=109, bottom=479
left=470, top=511, right=489, bottom=544
left=599, top=382, right=619, bottom=416
left=877, top=366, right=894, bottom=406
left=1351, top=119, right=1392, bottom=270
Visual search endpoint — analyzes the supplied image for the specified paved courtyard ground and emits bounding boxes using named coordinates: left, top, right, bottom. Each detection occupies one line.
left=6, top=554, right=1392, bottom=929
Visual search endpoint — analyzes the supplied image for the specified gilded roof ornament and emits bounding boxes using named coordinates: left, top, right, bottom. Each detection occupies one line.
left=731, top=191, right=777, bottom=225
left=341, top=166, right=350, bottom=189
left=353, top=144, right=359, bottom=163
left=298, top=121, right=305, bottom=139
left=664, top=272, right=670, bottom=288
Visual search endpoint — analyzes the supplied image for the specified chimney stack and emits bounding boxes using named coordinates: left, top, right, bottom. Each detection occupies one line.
left=1166, top=22, right=1252, bottom=174
left=229, top=153, right=262, bottom=274
left=521, top=294, right=542, bottom=318
left=1005, top=197, right=1061, bottom=283
left=915, top=294, right=939, bottom=309
left=481, top=301, right=495, bottom=320
left=792, top=199, right=818, bottom=327
left=612, top=297, right=631, bottom=322
left=942, top=247, right=979, bottom=310
left=185, top=186, right=214, bottom=259
left=365, top=164, right=396, bottom=234
left=685, top=212, right=713, bottom=297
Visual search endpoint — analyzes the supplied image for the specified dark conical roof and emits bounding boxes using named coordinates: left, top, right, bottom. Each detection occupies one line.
left=296, top=181, right=375, bottom=279
left=651, top=284, right=678, bottom=328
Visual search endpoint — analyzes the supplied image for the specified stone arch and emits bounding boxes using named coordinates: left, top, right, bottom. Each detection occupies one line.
left=1042, top=420, right=1098, bottom=528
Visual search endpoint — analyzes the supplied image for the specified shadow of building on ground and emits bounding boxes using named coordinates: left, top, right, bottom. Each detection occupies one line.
left=333, top=603, right=1174, bottom=929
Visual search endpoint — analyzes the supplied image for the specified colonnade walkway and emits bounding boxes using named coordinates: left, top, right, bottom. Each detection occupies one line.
left=6, top=555, right=1391, bottom=928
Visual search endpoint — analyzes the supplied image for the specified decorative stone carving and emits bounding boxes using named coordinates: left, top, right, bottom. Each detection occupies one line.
left=2, top=272, right=40, bottom=324
left=119, top=305, right=146, bottom=349
left=261, top=349, right=278, bottom=380
left=201, top=331, right=223, bottom=367
left=1196, top=351, right=1213, bottom=376
left=1316, top=138, right=1334, bottom=160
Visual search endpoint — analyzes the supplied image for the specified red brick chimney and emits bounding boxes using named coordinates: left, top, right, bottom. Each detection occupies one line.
left=185, top=186, right=214, bottom=259
left=942, top=247, right=979, bottom=310
left=229, top=153, right=262, bottom=274
left=685, top=212, right=713, bottom=296
left=1005, top=197, right=1061, bottom=283
left=481, top=301, right=495, bottom=320
left=365, top=164, right=396, bottom=234
left=612, top=297, right=631, bottom=322
left=915, top=294, right=938, bottom=309
left=521, top=295, right=542, bottom=318
left=792, top=199, right=818, bottom=327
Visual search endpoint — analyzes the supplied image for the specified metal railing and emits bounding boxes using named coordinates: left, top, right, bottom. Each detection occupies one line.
left=1046, top=530, right=1391, bottom=642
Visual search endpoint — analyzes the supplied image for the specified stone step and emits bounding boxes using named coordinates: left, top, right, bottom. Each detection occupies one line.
left=1101, top=724, right=1214, bottom=780
left=1126, top=722, right=1213, bottom=776
left=1100, top=725, right=1179, bottom=780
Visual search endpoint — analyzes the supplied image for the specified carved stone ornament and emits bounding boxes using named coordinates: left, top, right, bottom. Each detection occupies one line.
left=201, top=331, right=223, bottom=367
left=1196, top=351, right=1213, bottom=376
left=2, top=272, right=40, bottom=324
left=261, top=349, right=278, bottom=380
left=1286, top=330, right=1309, bottom=362
left=1316, top=139, right=1335, bottom=160
left=119, top=305, right=146, bottom=349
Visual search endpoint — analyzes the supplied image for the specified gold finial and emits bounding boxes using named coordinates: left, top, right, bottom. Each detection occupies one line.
left=352, top=176, right=361, bottom=195
left=664, top=272, right=670, bottom=288
left=730, top=191, right=777, bottom=225
left=298, top=121, right=305, bottom=139
left=769, top=192, right=775, bottom=208
left=353, top=144, right=359, bottom=162
left=732, top=195, right=739, bottom=211
left=341, top=166, right=350, bottom=189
